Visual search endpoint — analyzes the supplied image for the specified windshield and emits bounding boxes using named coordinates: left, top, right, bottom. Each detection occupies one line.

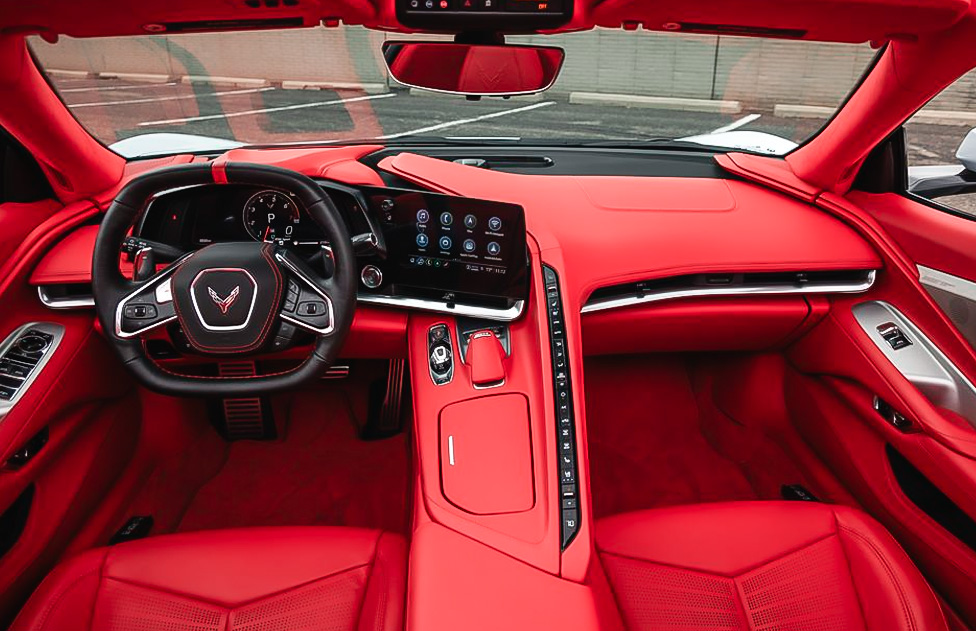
left=29, top=27, right=876, bottom=156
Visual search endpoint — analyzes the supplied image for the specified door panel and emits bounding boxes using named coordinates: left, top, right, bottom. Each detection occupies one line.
left=0, top=172, right=139, bottom=623
left=790, top=189, right=976, bottom=626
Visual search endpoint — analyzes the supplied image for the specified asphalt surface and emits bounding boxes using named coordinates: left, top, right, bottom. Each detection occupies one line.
left=47, top=76, right=847, bottom=147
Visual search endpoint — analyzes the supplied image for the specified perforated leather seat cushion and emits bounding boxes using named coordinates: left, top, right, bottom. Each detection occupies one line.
left=10, top=527, right=406, bottom=631
left=596, top=501, right=948, bottom=631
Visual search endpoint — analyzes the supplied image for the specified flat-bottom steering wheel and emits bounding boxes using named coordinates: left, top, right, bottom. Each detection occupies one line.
left=92, top=162, right=357, bottom=397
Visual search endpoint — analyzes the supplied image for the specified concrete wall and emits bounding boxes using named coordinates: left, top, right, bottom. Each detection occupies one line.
left=34, top=25, right=972, bottom=111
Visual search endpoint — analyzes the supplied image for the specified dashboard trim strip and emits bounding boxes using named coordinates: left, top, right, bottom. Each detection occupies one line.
left=37, top=287, right=95, bottom=309
left=358, top=294, right=525, bottom=321
left=580, top=270, right=877, bottom=314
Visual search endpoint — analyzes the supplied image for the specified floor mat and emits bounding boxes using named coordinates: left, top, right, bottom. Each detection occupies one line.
left=121, top=380, right=411, bottom=537
left=176, top=389, right=410, bottom=534
left=584, top=355, right=759, bottom=519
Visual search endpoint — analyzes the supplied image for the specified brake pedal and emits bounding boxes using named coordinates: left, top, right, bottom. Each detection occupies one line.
left=363, top=359, right=407, bottom=440
left=214, top=361, right=276, bottom=441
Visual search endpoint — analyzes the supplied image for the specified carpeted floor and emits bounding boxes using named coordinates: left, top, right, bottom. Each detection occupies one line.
left=123, top=382, right=411, bottom=537
left=583, top=354, right=811, bottom=520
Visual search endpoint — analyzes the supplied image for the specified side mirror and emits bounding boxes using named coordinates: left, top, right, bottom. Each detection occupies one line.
left=908, top=126, right=976, bottom=199
left=956, top=128, right=976, bottom=173
left=382, top=41, right=564, bottom=97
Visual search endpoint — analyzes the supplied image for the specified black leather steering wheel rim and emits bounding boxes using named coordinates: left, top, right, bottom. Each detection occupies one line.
left=92, top=162, right=357, bottom=397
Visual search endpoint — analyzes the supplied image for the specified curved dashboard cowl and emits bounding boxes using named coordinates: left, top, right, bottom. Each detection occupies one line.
left=31, top=147, right=882, bottom=328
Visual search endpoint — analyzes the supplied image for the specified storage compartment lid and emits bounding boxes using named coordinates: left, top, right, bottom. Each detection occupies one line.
left=439, top=393, right=534, bottom=515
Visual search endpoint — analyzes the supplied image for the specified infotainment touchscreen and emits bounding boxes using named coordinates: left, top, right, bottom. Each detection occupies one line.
left=365, top=188, right=528, bottom=303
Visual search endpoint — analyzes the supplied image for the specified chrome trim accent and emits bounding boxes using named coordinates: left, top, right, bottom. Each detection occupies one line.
left=37, top=287, right=95, bottom=310
left=154, top=278, right=173, bottom=304
left=189, top=268, right=258, bottom=332
left=580, top=270, right=877, bottom=314
left=360, top=264, right=383, bottom=289
left=115, top=259, right=188, bottom=339
left=473, top=379, right=506, bottom=390
left=0, top=323, right=65, bottom=422
left=274, top=251, right=336, bottom=336
left=853, top=301, right=976, bottom=429
left=448, top=435, right=456, bottom=466
left=919, top=265, right=976, bottom=302
left=359, top=294, right=525, bottom=322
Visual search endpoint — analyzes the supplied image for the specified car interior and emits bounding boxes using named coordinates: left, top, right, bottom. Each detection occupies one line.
left=4, top=0, right=976, bottom=629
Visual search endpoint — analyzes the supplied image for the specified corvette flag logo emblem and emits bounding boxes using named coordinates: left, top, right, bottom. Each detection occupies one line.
left=208, top=286, right=241, bottom=315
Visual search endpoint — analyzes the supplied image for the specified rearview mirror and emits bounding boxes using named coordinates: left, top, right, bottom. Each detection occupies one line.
left=382, top=41, right=564, bottom=97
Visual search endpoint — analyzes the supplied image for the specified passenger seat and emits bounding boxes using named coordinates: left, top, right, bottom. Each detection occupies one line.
left=596, top=501, right=947, bottom=630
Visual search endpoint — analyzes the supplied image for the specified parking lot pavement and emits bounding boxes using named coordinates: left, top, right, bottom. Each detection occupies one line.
left=50, top=76, right=970, bottom=167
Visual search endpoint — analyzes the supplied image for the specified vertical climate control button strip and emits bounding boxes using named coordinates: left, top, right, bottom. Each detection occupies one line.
left=543, top=265, right=580, bottom=550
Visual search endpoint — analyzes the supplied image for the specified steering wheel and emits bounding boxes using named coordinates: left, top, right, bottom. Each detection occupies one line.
left=92, top=162, right=357, bottom=397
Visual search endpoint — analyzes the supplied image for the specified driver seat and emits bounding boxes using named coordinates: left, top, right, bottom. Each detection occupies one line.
left=10, top=527, right=406, bottom=631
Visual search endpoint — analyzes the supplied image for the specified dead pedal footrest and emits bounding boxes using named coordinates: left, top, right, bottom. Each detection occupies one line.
left=216, top=361, right=275, bottom=440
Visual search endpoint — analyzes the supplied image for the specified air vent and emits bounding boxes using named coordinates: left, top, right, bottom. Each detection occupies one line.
left=582, top=269, right=876, bottom=313
left=154, top=17, right=303, bottom=33
left=37, top=284, right=94, bottom=310
left=669, top=22, right=807, bottom=39
left=451, top=156, right=554, bottom=170
left=243, top=0, right=300, bottom=7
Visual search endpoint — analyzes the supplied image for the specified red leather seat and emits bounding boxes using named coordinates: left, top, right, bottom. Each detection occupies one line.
left=10, top=527, right=406, bottom=631
left=596, top=501, right=948, bottom=631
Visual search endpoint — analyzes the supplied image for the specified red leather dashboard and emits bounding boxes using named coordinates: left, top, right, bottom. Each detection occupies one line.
left=32, top=146, right=881, bottom=300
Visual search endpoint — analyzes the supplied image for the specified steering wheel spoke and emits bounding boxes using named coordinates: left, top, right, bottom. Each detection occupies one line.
left=115, top=264, right=182, bottom=339
left=275, top=249, right=336, bottom=336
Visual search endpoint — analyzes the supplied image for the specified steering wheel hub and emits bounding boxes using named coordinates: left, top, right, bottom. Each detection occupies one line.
left=171, top=242, right=282, bottom=354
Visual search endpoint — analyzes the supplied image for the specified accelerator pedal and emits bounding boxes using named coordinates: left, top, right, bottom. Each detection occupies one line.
left=214, top=361, right=276, bottom=441
left=363, top=359, right=407, bottom=440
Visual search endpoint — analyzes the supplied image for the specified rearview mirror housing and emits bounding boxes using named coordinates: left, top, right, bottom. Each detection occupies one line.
left=382, top=41, right=565, bottom=97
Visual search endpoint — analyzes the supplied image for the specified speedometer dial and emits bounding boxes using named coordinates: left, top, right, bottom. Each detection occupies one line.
left=243, top=190, right=301, bottom=243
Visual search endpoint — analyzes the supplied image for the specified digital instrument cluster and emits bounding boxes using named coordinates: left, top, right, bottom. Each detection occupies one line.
left=136, top=182, right=529, bottom=316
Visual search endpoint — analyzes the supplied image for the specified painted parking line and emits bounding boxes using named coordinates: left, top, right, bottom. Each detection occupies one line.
left=60, top=82, right=179, bottom=94
left=138, top=92, right=397, bottom=126
left=69, top=87, right=273, bottom=109
left=376, top=101, right=557, bottom=140
left=710, top=113, right=761, bottom=134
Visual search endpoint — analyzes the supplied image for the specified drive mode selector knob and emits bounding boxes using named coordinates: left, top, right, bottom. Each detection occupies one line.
left=360, top=265, right=383, bottom=289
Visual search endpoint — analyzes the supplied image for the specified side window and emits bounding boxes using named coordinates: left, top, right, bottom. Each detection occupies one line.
left=0, top=128, right=53, bottom=204
left=905, top=68, right=976, bottom=216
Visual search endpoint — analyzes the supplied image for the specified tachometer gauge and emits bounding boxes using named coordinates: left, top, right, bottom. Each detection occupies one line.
left=243, top=190, right=301, bottom=243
